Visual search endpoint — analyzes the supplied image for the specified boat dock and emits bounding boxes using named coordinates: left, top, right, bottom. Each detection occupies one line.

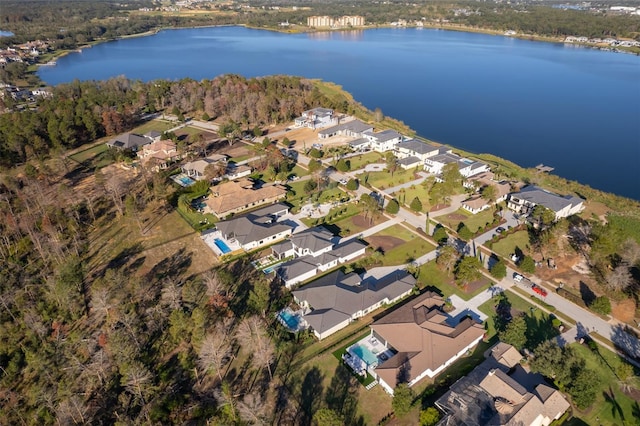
left=535, top=164, right=555, bottom=173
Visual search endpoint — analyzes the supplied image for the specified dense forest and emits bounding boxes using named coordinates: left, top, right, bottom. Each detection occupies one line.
left=0, top=74, right=368, bottom=424
left=1, top=0, right=639, bottom=53
left=0, top=74, right=354, bottom=165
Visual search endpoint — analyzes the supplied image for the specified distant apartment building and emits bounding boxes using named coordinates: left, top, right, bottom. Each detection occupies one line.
left=307, top=15, right=365, bottom=28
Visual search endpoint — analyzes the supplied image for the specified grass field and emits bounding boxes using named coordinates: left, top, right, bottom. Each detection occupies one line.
left=371, top=224, right=435, bottom=266
left=131, top=120, right=175, bottom=136
left=394, top=184, right=431, bottom=211
left=347, top=152, right=383, bottom=171
left=417, top=261, right=492, bottom=301
left=358, top=169, right=419, bottom=191
left=568, top=343, right=639, bottom=425
left=489, top=230, right=530, bottom=259
left=438, top=208, right=496, bottom=234
left=69, top=143, right=109, bottom=163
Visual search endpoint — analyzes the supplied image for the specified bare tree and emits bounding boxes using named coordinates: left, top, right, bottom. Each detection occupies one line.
left=161, top=279, right=182, bottom=310
left=198, top=327, right=232, bottom=381
left=121, top=361, right=154, bottom=406
left=237, top=393, right=269, bottom=425
left=56, top=395, right=90, bottom=425
left=605, top=263, right=634, bottom=292
left=236, top=316, right=275, bottom=380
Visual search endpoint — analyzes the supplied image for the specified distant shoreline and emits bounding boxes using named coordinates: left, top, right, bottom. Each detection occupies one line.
left=40, top=21, right=638, bottom=68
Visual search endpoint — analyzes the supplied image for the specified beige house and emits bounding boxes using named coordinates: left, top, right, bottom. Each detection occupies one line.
left=436, top=342, right=570, bottom=426
left=203, top=179, right=287, bottom=218
left=137, top=140, right=181, bottom=171
left=370, top=292, right=485, bottom=394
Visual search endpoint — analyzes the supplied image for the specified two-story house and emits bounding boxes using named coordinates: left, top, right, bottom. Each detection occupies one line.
left=507, top=185, right=584, bottom=221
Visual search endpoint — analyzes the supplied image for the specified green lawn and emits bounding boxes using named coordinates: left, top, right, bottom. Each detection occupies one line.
left=285, top=181, right=349, bottom=211
left=289, top=164, right=309, bottom=177
left=568, top=343, right=639, bottom=425
left=358, top=169, right=419, bottom=191
left=130, top=119, right=175, bottom=135
left=438, top=208, right=497, bottom=234
left=369, top=224, right=435, bottom=266
left=69, top=143, right=109, bottom=163
left=347, top=152, right=383, bottom=171
left=489, top=230, right=530, bottom=259
left=176, top=193, right=217, bottom=231
left=393, top=184, right=431, bottom=212
left=478, top=289, right=559, bottom=344
left=416, top=261, right=492, bottom=301
left=300, top=203, right=362, bottom=231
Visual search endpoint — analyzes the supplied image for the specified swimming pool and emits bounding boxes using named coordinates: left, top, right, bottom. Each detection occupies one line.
left=279, top=309, right=301, bottom=330
left=263, top=262, right=283, bottom=274
left=214, top=238, right=231, bottom=254
left=350, top=343, right=378, bottom=366
left=180, top=176, right=195, bottom=186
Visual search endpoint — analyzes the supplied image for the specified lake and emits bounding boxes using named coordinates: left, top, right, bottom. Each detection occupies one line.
left=38, top=26, right=640, bottom=200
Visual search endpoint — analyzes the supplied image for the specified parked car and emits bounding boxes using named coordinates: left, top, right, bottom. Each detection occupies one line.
left=496, top=227, right=506, bottom=233
left=513, top=273, right=524, bottom=283
left=339, top=178, right=348, bottom=185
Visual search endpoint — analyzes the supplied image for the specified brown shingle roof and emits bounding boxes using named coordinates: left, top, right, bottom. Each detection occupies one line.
left=372, top=292, right=485, bottom=390
left=204, top=180, right=287, bottom=217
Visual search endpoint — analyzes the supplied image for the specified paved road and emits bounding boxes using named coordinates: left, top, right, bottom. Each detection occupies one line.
left=291, top=142, right=640, bottom=362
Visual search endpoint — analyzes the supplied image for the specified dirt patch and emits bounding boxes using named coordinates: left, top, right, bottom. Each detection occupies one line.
left=622, top=386, right=640, bottom=403
left=430, top=203, right=450, bottom=212
left=447, top=213, right=467, bottom=221
left=612, top=298, right=637, bottom=323
left=215, top=141, right=252, bottom=158
left=464, top=278, right=490, bottom=295
left=366, top=235, right=405, bottom=253
left=352, top=214, right=374, bottom=228
left=535, top=253, right=599, bottom=293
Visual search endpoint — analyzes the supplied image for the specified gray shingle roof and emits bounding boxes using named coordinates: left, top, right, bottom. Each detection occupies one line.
left=319, top=119, right=373, bottom=136
left=349, top=137, right=370, bottom=147
left=107, top=133, right=151, bottom=150
left=372, top=129, right=402, bottom=142
left=396, top=139, right=439, bottom=155
left=293, top=270, right=415, bottom=335
left=512, top=186, right=583, bottom=213
left=398, top=156, right=421, bottom=166
left=291, top=227, right=334, bottom=253
left=215, top=203, right=292, bottom=246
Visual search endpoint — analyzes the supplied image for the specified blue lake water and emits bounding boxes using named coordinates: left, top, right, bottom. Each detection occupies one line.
left=38, top=26, right=640, bottom=199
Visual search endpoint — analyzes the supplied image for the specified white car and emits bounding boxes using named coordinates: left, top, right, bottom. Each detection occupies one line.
left=339, top=178, right=348, bottom=185
left=513, top=273, right=524, bottom=283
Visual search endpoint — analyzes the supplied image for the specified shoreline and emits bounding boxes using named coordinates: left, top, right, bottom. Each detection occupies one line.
left=38, top=21, right=638, bottom=67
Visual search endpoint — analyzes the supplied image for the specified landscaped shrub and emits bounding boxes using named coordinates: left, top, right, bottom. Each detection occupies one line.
left=410, top=196, right=423, bottom=212
left=346, top=178, right=359, bottom=191
left=433, top=226, right=448, bottom=245
left=490, top=260, right=507, bottom=279
left=589, top=296, right=611, bottom=315
left=308, top=147, right=323, bottom=158
left=304, top=180, right=317, bottom=193
left=336, top=158, right=350, bottom=172
left=520, top=256, right=536, bottom=274
left=457, top=223, right=473, bottom=241
left=386, top=199, right=400, bottom=214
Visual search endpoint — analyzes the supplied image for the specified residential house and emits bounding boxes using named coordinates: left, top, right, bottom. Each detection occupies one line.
left=462, top=173, right=511, bottom=214
left=507, top=185, right=584, bottom=221
left=215, top=203, right=292, bottom=252
left=435, top=342, right=570, bottom=426
left=424, top=150, right=489, bottom=178
left=394, top=139, right=440, bottom=169
left=370, top=291, right=485, bottom=394
left=181, top=154, right=228, bottom=180
left=294, top=107, right=337, bottom=129
left=203, top=178, right=287, bottom=218
left=274, top=227, right=367, bottom=288
left=292, top=270, right=415, bottom=340
left=318, top=119, right=374, bottom=140
left=364, top=129, right=404, bottom=152
left=137, top=139, right=181, bottom=171
left=106, top=132, right=152, bottom=151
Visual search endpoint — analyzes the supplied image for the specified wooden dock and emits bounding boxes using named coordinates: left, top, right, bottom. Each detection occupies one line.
left=535, top=164, right=555, bottom=173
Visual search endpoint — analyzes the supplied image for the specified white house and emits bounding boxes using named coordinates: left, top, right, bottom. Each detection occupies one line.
left=364, top=129, right=404, bottom=152
left=214, top=203, right=292, bottom=252
left=318, top=119, right=374, bottom=140
left=507, top=186, right=584, bottom=221
left=292, top=270, right=416, bottom=340
left=182, top=154, right=228, bottom=180
left=294, top=107, right=337, bottom=129
left=424, top=150, right=489, bottom=178
left=275, top=229, right=367, bottom=288
left=394, top=139, right=441, bottom=169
